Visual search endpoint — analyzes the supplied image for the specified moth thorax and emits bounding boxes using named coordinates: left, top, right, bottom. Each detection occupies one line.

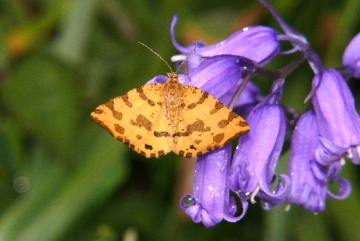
left=165, top=85, right=180, bottom=108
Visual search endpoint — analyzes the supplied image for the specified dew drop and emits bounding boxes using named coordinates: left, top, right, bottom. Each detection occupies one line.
left=180, top=194, right=196, bottom=208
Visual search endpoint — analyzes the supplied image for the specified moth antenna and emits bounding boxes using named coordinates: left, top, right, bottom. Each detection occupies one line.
left=175, top=40, right=198, bottom=73
left=138, top=42, right=173, bottom=73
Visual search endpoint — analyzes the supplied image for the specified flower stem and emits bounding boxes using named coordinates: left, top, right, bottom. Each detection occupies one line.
left=256, top=54, right=306, bottom=79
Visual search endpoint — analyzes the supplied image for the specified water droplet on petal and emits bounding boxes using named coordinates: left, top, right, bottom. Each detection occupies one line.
left=180, top=194, right=196, bottom=208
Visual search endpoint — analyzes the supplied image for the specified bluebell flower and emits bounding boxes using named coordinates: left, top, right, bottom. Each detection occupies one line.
left=186, top=55, right=261, bottom=110
left=170, top=15, right=281, bottom=68
left=180, top=145, right=248, bottom=228
left=229, top=79, right=290, bottom=208
left=312, top=69, right=360, bottom=165
left=343, top=33, right=360, bottom=78
left=165, top=0, right=360, bottom=226
left=287, top=111, right=351, bottom=212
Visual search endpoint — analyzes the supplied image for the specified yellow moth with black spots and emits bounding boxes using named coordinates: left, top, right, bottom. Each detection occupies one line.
left=90, top=44, right=250, bottom=158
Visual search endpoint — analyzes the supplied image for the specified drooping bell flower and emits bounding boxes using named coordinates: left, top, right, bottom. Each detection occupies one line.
left=312, top=69, right=360, bottom=165
left=170, top=15, right=281, bottom=69
left=229, top=79, right=290, bottom=208
left=180, top=145, right=247, bottom=228
left=287, top=111, right=351, bottom=212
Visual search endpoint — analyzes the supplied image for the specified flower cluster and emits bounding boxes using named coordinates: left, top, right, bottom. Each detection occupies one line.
left=149, top=0, right=360, bottom=227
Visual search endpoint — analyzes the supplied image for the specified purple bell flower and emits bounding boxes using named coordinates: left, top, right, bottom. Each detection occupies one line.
left=343, top=32, right=360, bottom=78
left=187, top=55, right=261, bottom=109
left=312, top=69, right=360, bottom=165
left=180, top=145, right=247, bottom=228
left=230, top=79, right=290, bottom=208
left=170, top=15, right=281, bottom=66
left=287, top=111, right=351, bottom=212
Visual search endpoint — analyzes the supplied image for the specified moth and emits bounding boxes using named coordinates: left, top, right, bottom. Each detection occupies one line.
left=91, top=44, right=250, bottom=158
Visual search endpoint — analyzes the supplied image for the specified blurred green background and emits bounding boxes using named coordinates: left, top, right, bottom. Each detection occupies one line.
left=0, top=0, right=359, bottom=240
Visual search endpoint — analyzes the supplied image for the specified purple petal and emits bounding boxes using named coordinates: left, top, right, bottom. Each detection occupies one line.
left=189, top=55, right=257, bottom=88
left=343, top=32, right=360, bottom=78
left=146, top=75, right=168, bottom=84
left=147, top=74, right=193, bottom=85
left=347, top=146, right=360, bottom=164
left=258, top=174, right=290, bottom=209
left=230, top=103, right=287, bottom=196
left=312, top=69, right=360, bottom=162
left=326, top=161, right=343, bottom=178
left=188, top=55, right=260, bottom=104
left=171, top=15, right=280, bottom=65
left=180, top=145, right=244, bottom=227
left=180, top=194, right=218, bottom=227
left=287, top=111, right=328, bottom=212
left=326, top=176, right=352, bottom=200
left=315, top=137, right=347, bottom=165
left=220, top=81, right=262, bottom=116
